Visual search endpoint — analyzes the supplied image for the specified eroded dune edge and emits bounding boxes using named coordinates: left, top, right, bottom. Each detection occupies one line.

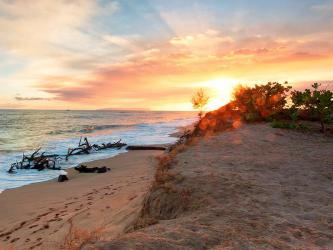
left=91, top=123, right=333, bottom=250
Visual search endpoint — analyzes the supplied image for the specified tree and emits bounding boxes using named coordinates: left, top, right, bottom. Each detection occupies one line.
left=291, top=83, right=333, bottom=133
left=232, top=82, right=291, bottom=121
left=191, top=88, right=209, bottom=119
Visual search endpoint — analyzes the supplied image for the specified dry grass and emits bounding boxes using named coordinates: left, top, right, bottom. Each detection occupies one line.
left=60, top=220, right=103, bottom=250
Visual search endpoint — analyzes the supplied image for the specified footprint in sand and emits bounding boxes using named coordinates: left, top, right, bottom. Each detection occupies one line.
left=10, top=237, right=20, bottom=243
left=33, top=242, right=42, bottom=248
left=29, top=225, right=38, bottom=229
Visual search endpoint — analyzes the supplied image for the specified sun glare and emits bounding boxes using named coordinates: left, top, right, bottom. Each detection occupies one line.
left=195, top=78, right=239, bottom=111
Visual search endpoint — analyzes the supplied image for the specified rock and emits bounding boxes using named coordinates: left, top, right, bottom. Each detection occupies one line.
left=58, top=174, right=68, bottom=182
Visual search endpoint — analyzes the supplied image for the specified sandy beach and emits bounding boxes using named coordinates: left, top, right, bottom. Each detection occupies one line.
left=0, top=150, right=162, bottom=250
left=1, top=123, right=333, bottom=250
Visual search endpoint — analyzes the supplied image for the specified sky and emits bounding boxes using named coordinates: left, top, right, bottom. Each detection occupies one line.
left=0, top=0, right=333, bottom=110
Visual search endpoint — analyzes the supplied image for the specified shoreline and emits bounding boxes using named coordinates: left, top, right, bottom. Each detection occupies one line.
left=0, top=149, right=164, bottom=249
left=0, top=131, right=177, bottom=193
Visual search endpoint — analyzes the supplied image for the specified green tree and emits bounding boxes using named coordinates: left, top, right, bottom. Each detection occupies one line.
left=291, top=83, right=333, bottom=133
left=191, top=88, right=209, bottom=119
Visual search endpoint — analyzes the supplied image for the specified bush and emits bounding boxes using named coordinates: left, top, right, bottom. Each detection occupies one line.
left=232, top=82, right=291, bottom=121
left=271, top=119, right=308, bottom=131
left=271, top=120, right=297, bottom=129
left=291, top=83, right=333, bottom=133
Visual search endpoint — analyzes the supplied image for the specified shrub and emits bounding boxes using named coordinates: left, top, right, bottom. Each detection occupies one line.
left=232, top=82, right=291, bottom=121
left=271, top=120, right=296, bottom=129
left=271, top=119, right=308, bottom=131
left=291, top=83, right=333, bottom=133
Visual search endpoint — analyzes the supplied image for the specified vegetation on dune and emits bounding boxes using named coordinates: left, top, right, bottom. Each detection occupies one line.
left=194, top=81, right=332, bottom=134
left=232, top=82, right=292, bottom=122
left=290, top=83, right=333, bottom=133
left=191, top=88, right=209, bottom=119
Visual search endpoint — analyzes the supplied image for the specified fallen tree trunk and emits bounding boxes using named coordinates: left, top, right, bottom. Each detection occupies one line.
left=92, top=139, right=127, bottom=150
left=126, top=146, right=166, bottom=151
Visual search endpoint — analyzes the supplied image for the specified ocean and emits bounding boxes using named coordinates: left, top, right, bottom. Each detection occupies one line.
left=0, top=110, right=196, bottom=191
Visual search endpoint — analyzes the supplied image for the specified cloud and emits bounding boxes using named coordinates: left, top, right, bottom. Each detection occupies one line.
left=1, top=1, right=333, bottom=110
left=15, top=96, right=51, bottom=101
left=35, top=27, right=333, bottom=108
left=0, top=0, right=120, bottom=76
left=311, top=2, right=333, bottom=13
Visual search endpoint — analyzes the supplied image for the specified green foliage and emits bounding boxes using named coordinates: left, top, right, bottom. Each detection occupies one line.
left=232, top=82, right=292, bottom=121
left=291, top=83, right=333, bottom=133
left=271, top=120, right=297, bottom=129
left=271, top=119, right=308, bottom=131
left=191, top=88, right=209, bottom=119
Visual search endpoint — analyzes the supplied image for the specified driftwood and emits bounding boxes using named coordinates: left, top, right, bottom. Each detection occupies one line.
left=66, top=137, right=92, bottom=160
left=92, top=139, right=126, bottom=151
left=74, top=165, right=110, bottom=173
left=8, top=148, right=61, bottom=173
left=66, top=137, right=127, bottom=160
left=9, top=137, right=127, bottom=172
left=126, top=146, right=166, bottom=151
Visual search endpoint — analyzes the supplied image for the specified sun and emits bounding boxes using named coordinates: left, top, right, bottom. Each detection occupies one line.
left=194, top=78, right=239, bottom=111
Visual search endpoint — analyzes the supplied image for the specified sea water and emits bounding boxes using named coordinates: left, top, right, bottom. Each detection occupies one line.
left=0, top=110, right=196, bottom=191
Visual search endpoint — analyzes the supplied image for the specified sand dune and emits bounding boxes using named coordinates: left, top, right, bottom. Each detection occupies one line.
left=93, top=124, right=333, bottom=249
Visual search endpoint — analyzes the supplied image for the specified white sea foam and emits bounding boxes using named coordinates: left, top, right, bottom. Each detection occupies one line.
left=60, top=170, right=68, bottom=175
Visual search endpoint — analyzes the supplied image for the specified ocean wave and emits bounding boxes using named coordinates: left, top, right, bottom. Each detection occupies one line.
left=47, top=124, right=141, bottom=135
left=0, top=149, right=18, bottom=153
left=78, top=124, right=135, bottom=133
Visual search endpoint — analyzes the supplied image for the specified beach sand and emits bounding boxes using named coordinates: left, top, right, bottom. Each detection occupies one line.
left=0, top=150, right=162, bottom=250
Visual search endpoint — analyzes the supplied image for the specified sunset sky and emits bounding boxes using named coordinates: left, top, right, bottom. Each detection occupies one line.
left=0, top=0, right=333, bottom=110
